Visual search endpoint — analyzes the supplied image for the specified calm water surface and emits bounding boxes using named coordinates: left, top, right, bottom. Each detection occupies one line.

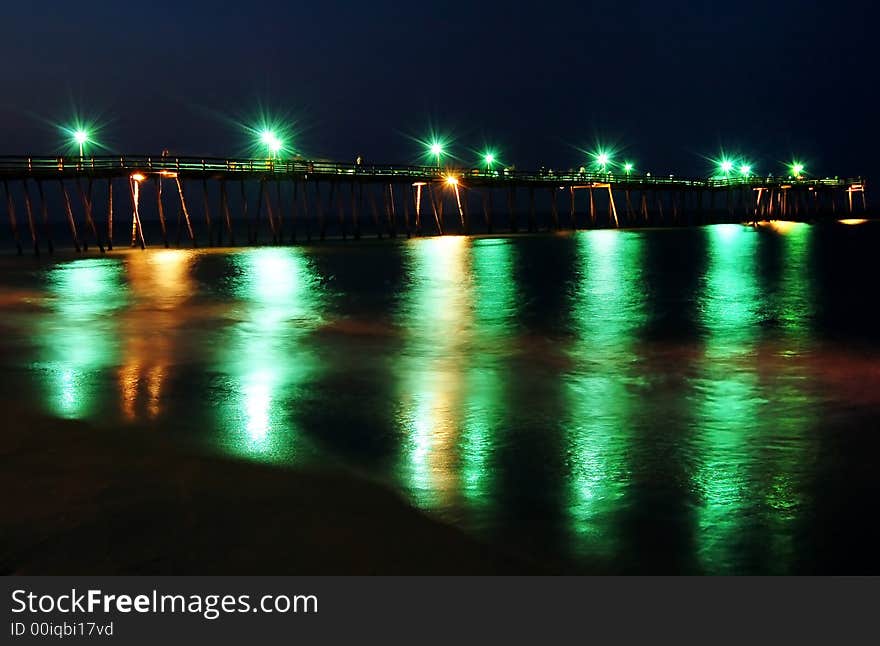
left=2, top=221, right=879, bottom=573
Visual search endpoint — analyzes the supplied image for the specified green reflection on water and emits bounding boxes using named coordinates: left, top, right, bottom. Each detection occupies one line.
left=460, top=239, right=517, bottom=515
left=395, top=237, right=517, bottom=522
left=694, top=223, right=816, bottom=573
left=396, top=237, right=474, bottom=509
left=694, top=224, right=761, bottom=571
left=566, top=230, right=645, bottom=559
left=217, top=248, right=325, bottom=463
left=37, top=258, right=128, bottom=418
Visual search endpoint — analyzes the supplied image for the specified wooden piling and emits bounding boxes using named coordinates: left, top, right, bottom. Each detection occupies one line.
left=402, top=183, right=411, bottom=238
left=36, top=180, right=53, bottom=254
left=263, top=180, right=279, bottom=243
left=106, top=179, right=114, bottom=250
left=174, top=177, right=196, bottom=246
left=352, top=182, right=360, bottom=240
left=156, top=177, right=169, bottom=247
left=482, top=190, right=492, bottom=233
left=369, top=185, right=382, bottom=238
left=202, top=179, right=213, bottom=246
left=550, top=187, right=559, bottom=230
left=589, top=187, right=596, bottom=226
left=59, top=180, right=81, bottom=252
left=413, top=183, right=422, bottom=235
left=83, top=178, right=104, bottom=253
left=240, top=180, right=250, bottom=244
left=608, top=186, right=619, bottom=227
left=315, top=180, right=325, bottom=240
left=254, top=180, right=264, bottom=244
left=276, top=180, right=285, bottom=243
left=128, top=177, right=146, bottom=250
left=428, top=183, right=443, bottom=235
left=568, top=186, right=575, bottom=230
left=508, top=185, right=517, bottom=232
left=528, top=186, right=536, bottom=232
left=387, top=183, right=397, bottom=237
left=301, top=180, right=311, bottom=242
left=21, top=180, right=38, bottom=255
left=3, top=180, right=22, bottom=255
left=221, top=180, right=234, bottom=245
left=336, top=181, right=346, bottom=240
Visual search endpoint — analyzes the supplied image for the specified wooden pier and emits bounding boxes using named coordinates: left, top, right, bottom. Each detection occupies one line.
left=0, top=155, right=868, bottom=254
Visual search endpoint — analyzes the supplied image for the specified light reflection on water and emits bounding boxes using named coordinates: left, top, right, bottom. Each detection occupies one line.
left=3, top=222, right=880, bottom=573
left=565, top=230, right=644, bottom=561
left=216, top=247, right=326, bottom=462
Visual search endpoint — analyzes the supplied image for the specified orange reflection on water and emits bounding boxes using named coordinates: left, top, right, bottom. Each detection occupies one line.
left=838, top=218, right=868, bottom=225
left=399, top=237, right=473, bottom=508
left=756, top=220, right=804, bottom=234
left=118, top=250, right=196, bottom=421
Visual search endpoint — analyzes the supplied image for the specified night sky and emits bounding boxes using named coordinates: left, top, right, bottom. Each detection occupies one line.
left=1, top=0, right=876, bottom=179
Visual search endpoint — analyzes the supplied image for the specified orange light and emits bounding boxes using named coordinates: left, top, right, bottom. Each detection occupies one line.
left=838, top=218, right=868, bottom=225
left=444, top=175, right=459, bottom=186
left=130, top=172, right=146, bottom=182
left=159, top=170, right=178, bottom=178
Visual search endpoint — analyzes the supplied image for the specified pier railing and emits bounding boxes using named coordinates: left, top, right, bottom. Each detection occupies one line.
left=0, top=155, right=861, bottom=189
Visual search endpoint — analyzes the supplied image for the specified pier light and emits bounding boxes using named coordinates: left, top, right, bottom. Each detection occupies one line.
left=429, top=142, right=444, bottom=168
left=719, top=159, right=734, bottom=176
left=483, top=152, right=495, bottom=171
left=445, top=175, right=459, bottom=186
left=791, top=162, right=805, bottom=178
left=596, top=152, right=610, bottom=171
left=130, top=172, right=146, bottom=182
left=259, top=130, right=283, bottom=159
left=623, top=162, right=634, bottom=175
left=740, top=164, right=752, bottom=177
left=72, top=129, right=89, bottom=157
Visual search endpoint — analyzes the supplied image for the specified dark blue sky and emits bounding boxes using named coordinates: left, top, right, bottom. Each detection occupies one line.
left=1, top=0, right=876, bottom=178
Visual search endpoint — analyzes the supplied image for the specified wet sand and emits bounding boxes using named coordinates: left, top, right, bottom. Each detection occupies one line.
left=1, top=408, right=541, bottom=575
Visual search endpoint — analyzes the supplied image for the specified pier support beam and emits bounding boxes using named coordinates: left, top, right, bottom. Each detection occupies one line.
left=508, top=186, right=517, bottom=233
left=174, top=177, right=196, bottom=246
left=36, top=180, right=53, bottom=254
left=156, top=177, right=168, bottom=247
left=21, top=180, right=38, bottom=255
left=60, top=181, right=81, bottom=252
left=202, top=179, right=213, bottom=246
left=106, top=179, right=114, bottom=250
left=3, top=180, right=22, bottom=255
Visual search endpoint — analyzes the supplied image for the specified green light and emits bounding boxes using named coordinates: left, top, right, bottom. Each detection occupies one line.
left=72, top=128, right=90, bottom=156
left=720, top=160, right=734, bottom=175
left=623, top=162, right=634, bottom=174
left=740, top=164, right=751, bottom=176
left=484, top=153, right=494, bottom=164
left=259, top=130, right=282, bottom=158
left=428, top=141, right=444, bottom=169
left=597, top=153, right=610, bottom=167
left=791, top=162, right=805, bottom=177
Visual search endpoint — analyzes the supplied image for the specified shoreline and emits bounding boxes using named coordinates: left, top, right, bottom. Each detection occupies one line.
left=1, top=410, right=546, bottom=575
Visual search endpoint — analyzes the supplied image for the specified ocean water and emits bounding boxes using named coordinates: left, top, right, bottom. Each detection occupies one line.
left=2, top=220, right=878, bottom=573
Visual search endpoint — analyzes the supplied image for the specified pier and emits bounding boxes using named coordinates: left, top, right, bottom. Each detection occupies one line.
left=0, top=154, right=868, bottom=254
